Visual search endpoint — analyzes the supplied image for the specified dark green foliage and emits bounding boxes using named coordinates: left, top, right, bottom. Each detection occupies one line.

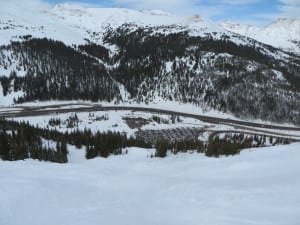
left=205, top=133, right=293, bottom=157
left=172, top=139, right=204, bottom=154
left=0, top=38, right=119, bottom=103
left=155, top=139, right=205, bottom=158
left=66, top=114, right=79, bottom=128
left=206, top=137, right=243, bottom=157
left=155, top=140, right=169, bottom=157
left=0, top=132, right=10, bottom=160
left=78, top=43, right=110, bottom=62
left=152, top=115, right=161, bottom=124
left=85, top=145, right=97, bottom=159
left=0, top=120, right=68, bottom=163
left=0, top=119, right=152, bottom=162
left=48, top=118, right=61, bottom=127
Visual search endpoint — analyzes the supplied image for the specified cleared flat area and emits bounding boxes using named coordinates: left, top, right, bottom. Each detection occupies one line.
left=1, top=143, right=300, bottom=225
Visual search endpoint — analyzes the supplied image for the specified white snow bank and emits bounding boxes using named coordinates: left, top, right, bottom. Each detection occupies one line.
left=1, top=143, right=300, bottom=225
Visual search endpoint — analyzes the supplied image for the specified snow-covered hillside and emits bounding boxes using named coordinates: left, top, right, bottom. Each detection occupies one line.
left=1, top=143, right=300, bottom=225
left=0, top=1, right=87, bottom=45
left=221, top=18, right=300, bottom=54
left=0, top=1, right=222, bottom=46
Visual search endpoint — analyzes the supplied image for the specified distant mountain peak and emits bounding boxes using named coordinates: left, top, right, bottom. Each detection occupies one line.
left=220, top=18, right=300, bottom=54
left=0, top=3, right=299, bottom=54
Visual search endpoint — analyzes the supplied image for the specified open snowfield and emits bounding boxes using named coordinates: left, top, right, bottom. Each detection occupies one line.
left=1, top=143, right=300, bottom=225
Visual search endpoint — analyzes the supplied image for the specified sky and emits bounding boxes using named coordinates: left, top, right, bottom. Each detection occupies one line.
left=20, top=0, right=300, bottom=25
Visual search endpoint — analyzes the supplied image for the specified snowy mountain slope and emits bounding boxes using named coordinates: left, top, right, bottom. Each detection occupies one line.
left=1, top=143, right=300, bottom=225
left=49, top=4, right=225, bottom=35
left=0, top=2, right=221, bottom=46
left=0, top=2, right=299, bottom=125
left=220, top=21, right=260, bottom=36
left=0, top=2, right=88, bottom=45
left=221, top=18, right=300, bottom=54
left=49, top=4, right=183, bottom=29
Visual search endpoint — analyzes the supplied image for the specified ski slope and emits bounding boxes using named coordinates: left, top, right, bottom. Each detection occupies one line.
left=1, top=143, right=300, bottom=225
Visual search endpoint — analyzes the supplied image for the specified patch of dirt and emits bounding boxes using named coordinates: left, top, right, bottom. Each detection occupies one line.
left=123, top=117, right=151, bottom=129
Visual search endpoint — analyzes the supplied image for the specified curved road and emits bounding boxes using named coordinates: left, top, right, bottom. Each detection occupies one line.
left=1, top=104, right=300, bottom=132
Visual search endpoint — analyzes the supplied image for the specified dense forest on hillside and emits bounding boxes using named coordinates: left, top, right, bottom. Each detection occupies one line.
left=105, top=26, right=300, bottom=124
left=0, top=25, right=299, bottom=125
left=0, top=38, right=120, bottom=102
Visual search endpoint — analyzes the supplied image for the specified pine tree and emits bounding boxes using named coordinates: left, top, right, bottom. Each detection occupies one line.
left=0, top=133, right=10, bottom=160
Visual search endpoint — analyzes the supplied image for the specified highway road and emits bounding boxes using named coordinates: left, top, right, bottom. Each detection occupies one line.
left=1, top=104, right=300, bottom=132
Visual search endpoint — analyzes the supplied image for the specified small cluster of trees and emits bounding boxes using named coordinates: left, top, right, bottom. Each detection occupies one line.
left=205, top=136, right=246, bottom=157
left=0, top=119, right=151, bottom=162
left=205, top=133, right=293, bottom=157
left=48, top=114, right=83, bottom=128
left=0, top=119, right=68, bottom=163
left=153, top=132, right=294, bottom=158
left=48, top=118, right=62, bottom=127
left=155, top=139, right=204, bottom=158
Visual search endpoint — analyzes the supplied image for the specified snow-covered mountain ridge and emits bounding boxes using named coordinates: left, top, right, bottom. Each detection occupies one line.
left=221, top=18, right=300, bottom=54
left=0, top=2, right=299, bottom=54
left=0, top=2, right=214, bottom=46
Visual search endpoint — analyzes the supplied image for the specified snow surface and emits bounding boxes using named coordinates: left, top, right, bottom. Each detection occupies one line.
left=0, top=82, right=24, bottom=106
left=1, top=143, right=300, bottom=225
left=0, top=1, right=223, bottom=47
left=221, top=19, right=300, bottom=54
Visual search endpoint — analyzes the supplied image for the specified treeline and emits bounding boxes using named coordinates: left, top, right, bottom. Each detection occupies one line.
left=206, top=133, right=293, bottom=157
left=154, top=132, right=294, bottom=158
left=0, top=119, right=151, bottom=162
left=0, top=119, right=296, bottom=162
left=154, top=138, right=243, bottom=158
left=60, top=128, right=151, bottom=159
left=0, top=119, right=68, bottom=163
left=155, top=139, right=204, bottom=158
